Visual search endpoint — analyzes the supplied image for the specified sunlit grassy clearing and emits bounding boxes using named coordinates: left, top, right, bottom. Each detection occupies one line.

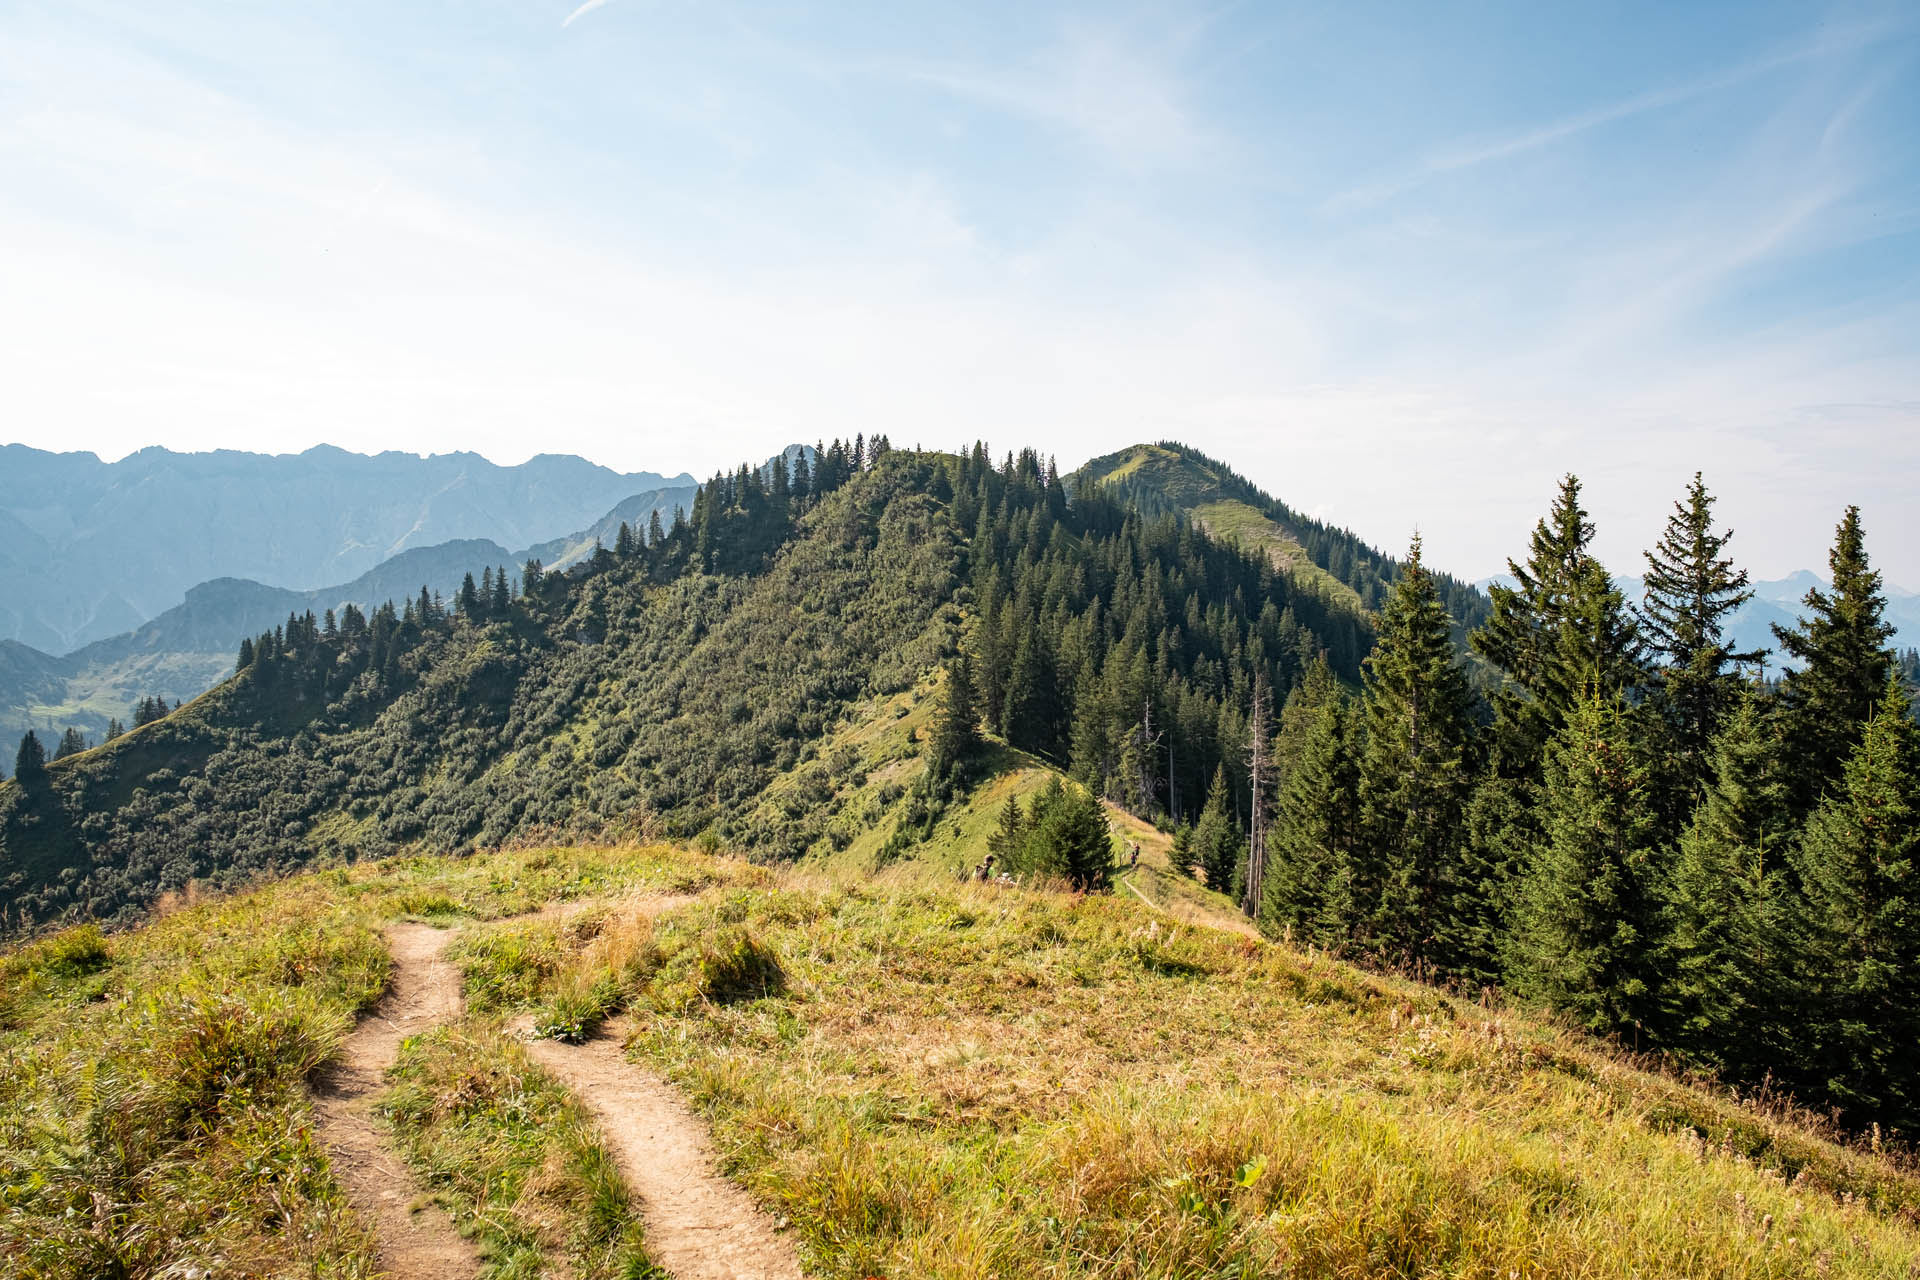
left=524, top=874, right=1920, bottom=1278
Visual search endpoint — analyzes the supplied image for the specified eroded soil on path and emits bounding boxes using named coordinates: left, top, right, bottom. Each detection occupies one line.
left=524, top=1020, right=805, bottom=1280
left=314, top=922, right=479, bottom=1280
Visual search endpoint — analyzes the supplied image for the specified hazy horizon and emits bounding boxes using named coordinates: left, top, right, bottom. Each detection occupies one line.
left=7, top=434, right=1913, bottom=593
left=4, top=0, right=1916, bottom=584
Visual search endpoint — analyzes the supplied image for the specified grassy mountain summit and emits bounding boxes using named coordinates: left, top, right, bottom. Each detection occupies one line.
left=1075, top=442, right=1490, bottom=633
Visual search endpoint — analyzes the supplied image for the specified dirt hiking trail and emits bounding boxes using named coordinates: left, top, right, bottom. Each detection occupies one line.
left=314, top=922, right=479, bottom=1280
left=524, top=1019, right=805, bottom=1280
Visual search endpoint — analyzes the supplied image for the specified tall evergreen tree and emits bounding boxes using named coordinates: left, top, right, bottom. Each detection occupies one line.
left=1513, top=694, right=1660, bottom=1039
left=1271, top=655, right=1340, bottom=788
left=1192, top=765, right=1240, bottom=893
left=1453, top=773, right=1531, bottom=985
left=1000, top=777, right=1114, bottom=891
left=1260, top=693, right=1358, bottom=947
left=1001, top=632, right=1063, bottom=758
left=1356, top=536, right=1477, bottom=966
left=927, top=653, right=983, bottom=783
left=1043, top=781, right=1115, bottom=892
left=1785, top=675, right=1920, bottom=1130
left=1641, top=473, right=1762, bottom=802
left=13, top=731, right=46, bottom=785
left=1472, top=475, right=1596, bottom=772
left=1656, top=689, right=1783, bottom=1071
left=988, top=792, right=1024, bottom=864
left=1464, top=480, right=1641, bottom=982
left=1773, top=506, right=1896, bottom=817
left=53, top=728, right=86, bottom=761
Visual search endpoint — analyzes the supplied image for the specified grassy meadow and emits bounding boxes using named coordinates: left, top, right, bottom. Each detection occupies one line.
left=4, top=839, right=1920, bottom=1278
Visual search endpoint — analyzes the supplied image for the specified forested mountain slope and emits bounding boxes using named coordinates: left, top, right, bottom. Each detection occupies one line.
left=0, top=442, right=1366, bottom=931
left=0, top=542, right=516, bottom=758
left=0, top=476, right=697, bottom=760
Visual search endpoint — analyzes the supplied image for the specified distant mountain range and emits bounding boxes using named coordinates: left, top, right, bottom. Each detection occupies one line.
left=0, top=444, right=696, bottom=653
left=1476, top=570, right=1920, bottom=669
left=0, top=445, right=702, bottom=755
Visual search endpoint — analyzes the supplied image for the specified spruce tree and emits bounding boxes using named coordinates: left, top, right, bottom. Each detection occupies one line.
left=490, top=565, right=512, bottom=615
left=1271, top=654, right=1340, bottom=788
left=1168, top=821, right=1196, bottom=878
left=105, top=718, right=124, bottom=742
left=1046, top=782, right=1115, bottom=891
left=988, top=793, right=1024, bottom=864
left=1657, top=690, right=1782, bottom=1071
left=1453, top=773, right=1532, bottom=985
left=1641, top=473, right=1762, bottom=803
left=1472, top=475, right=1595, bottom=772
left=1785, top=675, right=1920, bottom=1130
left=1513, top=694, right=1660, bottom=1038
left=927, top=653, right=982, bottom=783
left=1260, top=693, right=1358, bottom=946
left=1003, top=777, right=1114, bottom=890
left=1192, top=766, right=1240, bottom=893
left=791, top=450, right=812, bottom=502
left=54, top=728, right=86, bottom=761
left=1067, top=667, right=1116, bottom=796
left=1773, top=506, right=1895, bottom=817
left=1001, top=632, right=1062, bottom=758
left=13, top=731, right=46, bottom=784
left=1356, top=536, right=1477, bottom=966
left=236, top=636, right=255, bottom=672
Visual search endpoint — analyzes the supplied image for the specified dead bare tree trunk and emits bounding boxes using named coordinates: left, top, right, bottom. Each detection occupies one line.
left=1242, top=672, right=1271, bottom=918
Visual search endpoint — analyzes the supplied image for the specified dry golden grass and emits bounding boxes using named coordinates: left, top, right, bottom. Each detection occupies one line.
left=10, top=840, right=1920, bottom=1279
left=571, top=873, right=1920, bottom=1278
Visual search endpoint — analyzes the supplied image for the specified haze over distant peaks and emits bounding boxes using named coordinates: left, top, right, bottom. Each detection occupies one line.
left=0, top=443, right=695, bottom=653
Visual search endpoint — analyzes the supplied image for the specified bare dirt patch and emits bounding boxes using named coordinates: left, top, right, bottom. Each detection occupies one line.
left=313, top=922, right=479, bottom=1280
left=524, top=1020, right=804, bottom=1280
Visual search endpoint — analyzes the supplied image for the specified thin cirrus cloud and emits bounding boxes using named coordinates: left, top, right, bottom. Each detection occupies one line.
left=562, top=0, right=615, bottom=29
left=1325, top=16, right=1910, bottom=214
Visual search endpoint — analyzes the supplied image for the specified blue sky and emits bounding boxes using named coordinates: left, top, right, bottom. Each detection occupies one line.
left=2, top=1, right=1916, bottom=584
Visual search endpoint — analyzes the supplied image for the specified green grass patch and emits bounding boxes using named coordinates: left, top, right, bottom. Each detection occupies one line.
left=0, top=877, right=386, bottom=1278
left=382, top=1020, right=664, bottom=1279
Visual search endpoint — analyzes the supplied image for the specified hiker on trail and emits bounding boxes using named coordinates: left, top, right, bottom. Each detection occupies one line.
left=973, top=853, right=996, bottom=883
left=1128, top=843, right=1140, bottom=871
